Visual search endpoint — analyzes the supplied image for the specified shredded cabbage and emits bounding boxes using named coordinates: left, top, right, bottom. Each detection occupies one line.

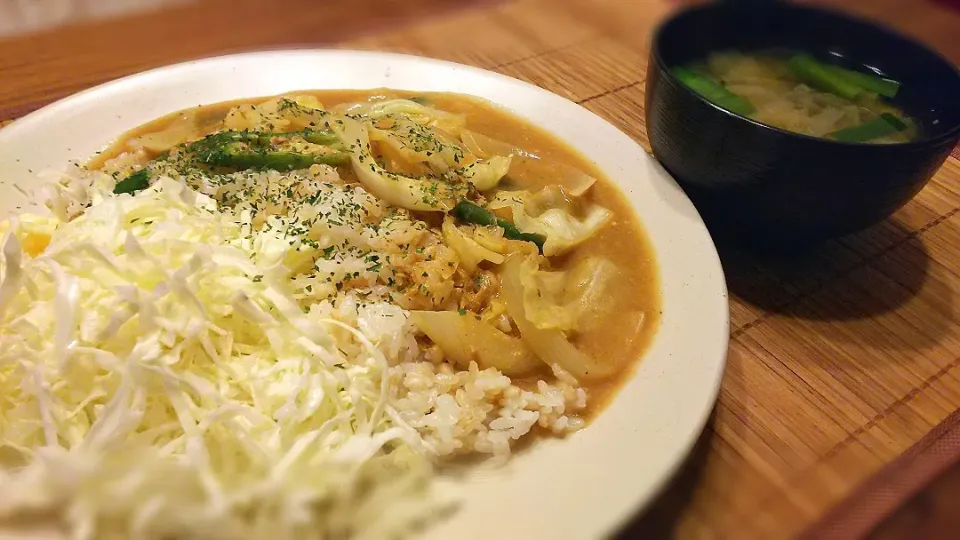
left=0, top=178, right=453, bottom=540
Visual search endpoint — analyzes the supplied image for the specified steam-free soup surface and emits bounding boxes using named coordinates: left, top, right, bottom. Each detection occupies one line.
left=675, top=50, right=916, bottom=143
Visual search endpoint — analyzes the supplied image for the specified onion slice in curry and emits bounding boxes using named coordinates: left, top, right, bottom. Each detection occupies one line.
left=409, top=310, right=542, bottom=376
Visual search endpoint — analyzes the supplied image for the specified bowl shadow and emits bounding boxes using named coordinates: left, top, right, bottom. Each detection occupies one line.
left=719, top=218, right=933, bottom=322
left=724, top=215, right=957, bottom=355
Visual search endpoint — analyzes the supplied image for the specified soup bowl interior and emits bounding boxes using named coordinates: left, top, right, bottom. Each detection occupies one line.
left=645, top=2, right=960, bottom=245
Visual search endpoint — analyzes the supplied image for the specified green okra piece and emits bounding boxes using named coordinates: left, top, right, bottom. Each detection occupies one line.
left=452, top=199, right=546, bottom=252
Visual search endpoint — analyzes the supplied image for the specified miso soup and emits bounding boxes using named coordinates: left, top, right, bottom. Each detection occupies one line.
left=674, top=50, right=917, bottom=144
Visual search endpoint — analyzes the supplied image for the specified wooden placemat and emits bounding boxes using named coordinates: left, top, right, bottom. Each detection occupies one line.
left=2, top=0, right=960, bottom=537
left=800, top=407, right=960, bottom=539
left=342, top=5, right=960, bottom=537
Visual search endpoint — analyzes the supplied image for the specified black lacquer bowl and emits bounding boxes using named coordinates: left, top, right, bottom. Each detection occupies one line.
left=645, top=1, right=960, bottom=246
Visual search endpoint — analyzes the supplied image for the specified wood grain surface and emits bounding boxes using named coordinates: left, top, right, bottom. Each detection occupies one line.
left=2, top=0, right=960, bottom=538
left=798, top=407, right=960, bottom=539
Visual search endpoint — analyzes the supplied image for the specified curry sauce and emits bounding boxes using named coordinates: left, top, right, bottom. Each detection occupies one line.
left=89, top=89, right=661, bottom=419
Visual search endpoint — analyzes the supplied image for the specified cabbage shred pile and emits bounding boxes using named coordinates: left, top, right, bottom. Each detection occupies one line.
left=0, top=93, right=622, bottom=539
left=0, top=178, right=452, bottom=540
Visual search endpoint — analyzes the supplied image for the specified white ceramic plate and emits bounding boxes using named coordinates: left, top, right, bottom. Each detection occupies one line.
left=0, top=50, right=728, bottom=540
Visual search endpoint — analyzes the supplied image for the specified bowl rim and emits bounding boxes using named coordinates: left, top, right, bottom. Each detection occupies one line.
left=650, top=1, right=960, bottom=149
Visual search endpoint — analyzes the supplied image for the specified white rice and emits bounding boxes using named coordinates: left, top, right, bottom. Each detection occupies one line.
left=390, top=360, right=587, bottom=462
left=320, top=290, right=588, bottom=462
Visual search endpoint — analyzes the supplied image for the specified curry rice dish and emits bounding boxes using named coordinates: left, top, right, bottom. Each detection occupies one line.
left=0, top=90, right=660, bottom=539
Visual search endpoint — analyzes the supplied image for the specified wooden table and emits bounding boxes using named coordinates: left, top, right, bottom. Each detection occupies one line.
left=2, top=1, right=960, bottom=538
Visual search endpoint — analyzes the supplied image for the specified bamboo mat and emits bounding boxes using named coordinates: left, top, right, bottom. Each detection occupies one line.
left=2, top=0, right=960, bottom=537
left=342, top=2, right=960, bottom=538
